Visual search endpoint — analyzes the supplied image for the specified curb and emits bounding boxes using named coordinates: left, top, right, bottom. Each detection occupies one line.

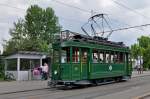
left=0, top=87, right=49, bottom=95
left=132, top=92, right=150, bottom=99
left=132, top=74, right=150, bottom=78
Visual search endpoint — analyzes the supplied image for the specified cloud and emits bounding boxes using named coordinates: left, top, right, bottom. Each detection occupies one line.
left=1, top=0, right=150, bottom=53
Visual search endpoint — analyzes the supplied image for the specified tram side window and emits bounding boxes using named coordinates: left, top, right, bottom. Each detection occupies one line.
left=114, top=52, right=124, bottom=63
left=99, top=52, right=104, bottom=63
left=119, top=52, right=124, bottom=63
left=61, top=48, right=70, bottom=63
left=105, top=53, right=110, bottom=63
left=110, top=52, right=114, bottom=63
left=92, top=50, right=98, bottom=63
left=113, top=53, right=119, bottom=63
left=82, top=51, right=87, bottom=63
left=72, top=48, right=80, bottom=63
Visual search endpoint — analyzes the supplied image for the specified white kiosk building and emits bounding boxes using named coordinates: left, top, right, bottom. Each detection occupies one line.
left=4, top=51, right=49, bottom=81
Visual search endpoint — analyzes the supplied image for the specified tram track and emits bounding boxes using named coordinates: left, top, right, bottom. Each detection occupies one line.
left=0, top=76, right=149, bottom=99
left=0, top=87, right=62, bottom=99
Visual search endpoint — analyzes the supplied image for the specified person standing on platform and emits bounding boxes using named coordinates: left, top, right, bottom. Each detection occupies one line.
left=41, top=63, right=49, bottom=80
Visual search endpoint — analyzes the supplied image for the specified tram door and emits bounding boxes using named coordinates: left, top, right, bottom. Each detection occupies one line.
left=81, top=49, right=89, bottom=79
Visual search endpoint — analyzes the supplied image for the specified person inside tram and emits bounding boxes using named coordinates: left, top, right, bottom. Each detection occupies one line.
left=93, top=56, right=98, bottom=63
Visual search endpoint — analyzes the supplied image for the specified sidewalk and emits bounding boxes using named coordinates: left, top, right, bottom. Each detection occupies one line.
left=132, top=70, right=150, bottom=78
left=0, top=71, right=150, bottom=94
left=0, top=80, right=48, bottom=94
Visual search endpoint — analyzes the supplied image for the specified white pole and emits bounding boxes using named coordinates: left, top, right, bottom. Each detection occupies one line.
left=17, top=58, right=20, bottom=80
left=4, top=59, right=7, bottom=75
left=40, top=58, right=42, bottom=66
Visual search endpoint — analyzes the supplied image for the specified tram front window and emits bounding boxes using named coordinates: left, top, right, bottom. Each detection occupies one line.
left=61, top=48, right=70, bottom=63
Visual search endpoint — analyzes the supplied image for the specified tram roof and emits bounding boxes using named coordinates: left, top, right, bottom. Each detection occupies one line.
left=53, top=30, right=130, bottom=52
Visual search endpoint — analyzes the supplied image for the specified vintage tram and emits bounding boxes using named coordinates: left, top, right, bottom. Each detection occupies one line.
left=48, top=30, right=132, bottom=87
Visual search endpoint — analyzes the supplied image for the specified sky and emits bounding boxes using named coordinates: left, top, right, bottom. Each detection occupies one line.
left=1, top=0, right=150, bottom=53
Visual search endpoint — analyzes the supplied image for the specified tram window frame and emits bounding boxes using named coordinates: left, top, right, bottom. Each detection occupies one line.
left=119, top=52, right=124, bottom=63
left=105, top=52, right=110, bottom=63
left=72, top=48, right=80, bottom=63
left=114, top=52, right=124, bottom=64
left=61, top=47, right=70, bottom=63
left=81, top=50, right=87, bottom=64
left=110, top=52, right=114, bottom=63
left=99, top=51, right=104, bottom=63
left=113, top=52, right=119, bottom=63
left=92, top=49, right=99, bottom=63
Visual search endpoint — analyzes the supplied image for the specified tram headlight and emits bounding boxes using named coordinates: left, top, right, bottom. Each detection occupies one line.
left=54, top=70, right=57, bottom=75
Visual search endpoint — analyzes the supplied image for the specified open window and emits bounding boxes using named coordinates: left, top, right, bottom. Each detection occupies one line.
left=113, top=52, right=124, bottom=63
left=119, top=52, right=124, bottom=63
left=92, top=49, right=98, bottom=63
left=99, top=51, right=104, bottom=63
left=81, top=50, right=87, bottom=63
left=61, top=48, right=70, bottom=63
left=72, top=48, right=80, bottom=63
left=105, top=52, right=110, bottom=63
left=110, top=52, right=114, bottom=63
left=113, top=52, right=118, bottom=63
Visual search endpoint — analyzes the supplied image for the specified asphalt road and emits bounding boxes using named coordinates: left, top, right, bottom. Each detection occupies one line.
left=1, top=76, right=150, bottom=99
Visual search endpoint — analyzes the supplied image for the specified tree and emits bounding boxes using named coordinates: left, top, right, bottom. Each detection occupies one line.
left=3, top=19, right=25, bottom=55
left=3, top=5, right=61, bottom=54
left=131, top=44, right=139, bottom=59
left=25, top=5, right=61, bottom=44
left=131, top=36, right=150, bottom=69
left=143, top=45, right=150, bottom=68
left=138, top=36, right=150, bottom=49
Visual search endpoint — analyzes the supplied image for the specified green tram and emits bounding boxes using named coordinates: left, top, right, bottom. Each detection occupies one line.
left=49, top=30, right=132, bottom=87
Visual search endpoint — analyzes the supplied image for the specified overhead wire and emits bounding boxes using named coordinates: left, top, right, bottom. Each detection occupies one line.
left=0, top=2, right=87, bottom=25
left=107, top=15, right=144, bottom=31
left=112, top=0, right=150, bottom=20
left=96, top=23, right=150, bottom=34
left=0, top=3, right=25, bottom=11
left=52, top=0, right=91, bottom=13
left=0, top=0, right=149, bottom=35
